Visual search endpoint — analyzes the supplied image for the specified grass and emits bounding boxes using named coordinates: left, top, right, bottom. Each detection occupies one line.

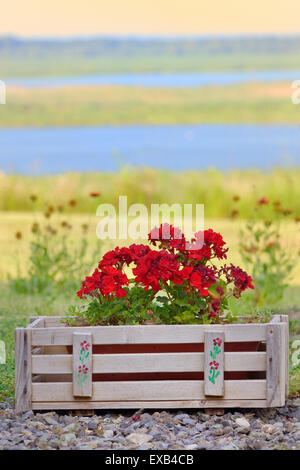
left=2, top=53, right=300, bottom=78
left=2, top=81, right=299, bottom=127
left=0, top=168, right=299, bottom=218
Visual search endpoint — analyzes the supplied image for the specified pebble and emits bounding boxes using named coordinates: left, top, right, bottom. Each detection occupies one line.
left=0, top=401, right=299, bottom=450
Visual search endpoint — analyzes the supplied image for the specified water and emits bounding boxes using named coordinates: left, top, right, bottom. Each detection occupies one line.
left=6, top=70, right=300, bottom=88
left=0, top=124, right=299, bottom=174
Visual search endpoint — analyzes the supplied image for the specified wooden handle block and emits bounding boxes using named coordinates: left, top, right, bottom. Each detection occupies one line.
left=204, top=330, right=224, bottom=397
left=73, top=332, right=92, bottom=397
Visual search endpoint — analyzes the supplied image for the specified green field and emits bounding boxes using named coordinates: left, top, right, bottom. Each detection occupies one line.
left=1, top=35, right=300, bottom=77
left=2, top=82, right=298, bottom=127
left=3, top=53, right=300, bottom=78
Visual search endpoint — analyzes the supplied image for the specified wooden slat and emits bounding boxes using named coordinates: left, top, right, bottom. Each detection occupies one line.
left=32, top=380, right=266, bottom=402
left=266, top=324, right=285, bottom=406
left=32, top=351, right=266, bottom=375
left=15, top=328, right=32, bottom=413
left=280, top=315, right=289, bottom=397
left=31, top=323, right=267, bottom=346
left=72, top=333, right=92, bottom=398
left=204, top=331, right=224, bottom=396
left=32, top=399, right=269, bottom=410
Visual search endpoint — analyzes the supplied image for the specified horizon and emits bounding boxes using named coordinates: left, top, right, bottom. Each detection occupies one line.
left=1, top=33, right=300, bottom=41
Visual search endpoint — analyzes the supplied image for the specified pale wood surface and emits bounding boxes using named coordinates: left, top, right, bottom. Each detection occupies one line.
left=31, top=323, right=268, bottom=346
left=280, top=315, right=289, bottom=397
left=266, top=323, right=285, bottom=407
left=32, top=379, right=266, bottom=402
left=204, top=330, right=224, bottom=397
left=15, top=328, right=32, bottom=413
left=72, top=332, right=92, bottom=398
left=32, top=399, right=270, bottom=410
left=31, top=351, right=267, bottom=374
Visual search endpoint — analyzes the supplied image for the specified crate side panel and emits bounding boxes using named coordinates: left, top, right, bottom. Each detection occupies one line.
left=32, top=379, right=266, bottom=402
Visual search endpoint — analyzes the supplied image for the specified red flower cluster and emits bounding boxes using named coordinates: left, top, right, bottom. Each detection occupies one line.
left=132, top=249, right=190, bottom=292
left=77, top=265, right=129, bottom=299
left=77, top=223, right=254, bottom=322
left=221, top=264, right=254, bottom=296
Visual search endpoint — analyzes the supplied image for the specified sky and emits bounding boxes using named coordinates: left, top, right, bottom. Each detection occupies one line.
left=2, top=0, right=300, bottom=37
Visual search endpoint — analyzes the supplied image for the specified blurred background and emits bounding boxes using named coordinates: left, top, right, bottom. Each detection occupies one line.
left=0, top=0, right=299, bottom=400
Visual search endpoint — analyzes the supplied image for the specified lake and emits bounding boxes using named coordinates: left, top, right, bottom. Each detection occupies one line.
left=6, top=70, right=300, bottom=88
left=0, top=124, right=299, bottom=173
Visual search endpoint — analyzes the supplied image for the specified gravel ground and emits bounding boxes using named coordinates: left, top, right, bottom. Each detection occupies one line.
left=0, top=400, right=299, bottom=450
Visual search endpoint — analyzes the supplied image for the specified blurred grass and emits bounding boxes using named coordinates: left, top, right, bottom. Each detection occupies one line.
left=2, top=53, right=300, bottom=78
left=2, top=82, right=299, bottom=126
left=0, top=168, right=299, bottom=218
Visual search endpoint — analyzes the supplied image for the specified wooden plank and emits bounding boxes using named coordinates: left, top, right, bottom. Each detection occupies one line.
left=280, top=315, right=289, bottom=397
left=32, top=379, right=266, bottom=402
left=32, top=399, right=269, bottom=410
left=204, top=331, right=224, bottom=396
left=72, top=332, right=92, bottom=398
left=266, top=324, right=285, bottom=406
left=31, top=323, right=267, bottom=346
left=32, top=351, right=266, bottom=375
left=15, top=328, right=32, bottom=413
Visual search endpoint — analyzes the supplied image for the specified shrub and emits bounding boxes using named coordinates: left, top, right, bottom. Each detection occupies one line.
left=10, top=195, right=102, bottom=295
left=235, top=196, right=296, bottom=306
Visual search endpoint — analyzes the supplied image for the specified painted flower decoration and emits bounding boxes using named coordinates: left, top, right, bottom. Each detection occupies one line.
left=78, top=364, right=89, bottom=374
left=209, top=360, right=219, bottom=371
left=80, top=341, right=90, bottom=352
left=213, top=337, right=222, bottom=348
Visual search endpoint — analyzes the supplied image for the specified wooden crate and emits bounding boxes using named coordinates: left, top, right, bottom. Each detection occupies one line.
left=15, top=315, right=289, bottom=412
